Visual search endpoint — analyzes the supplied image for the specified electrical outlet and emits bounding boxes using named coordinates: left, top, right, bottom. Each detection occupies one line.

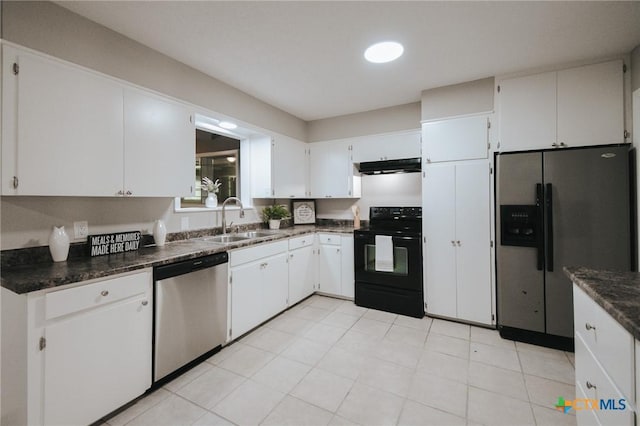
left=74, top=221, right=89, bottom=239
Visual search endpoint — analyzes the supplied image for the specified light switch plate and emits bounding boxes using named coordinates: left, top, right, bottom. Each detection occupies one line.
left=74, top=221, right=89, bottom=239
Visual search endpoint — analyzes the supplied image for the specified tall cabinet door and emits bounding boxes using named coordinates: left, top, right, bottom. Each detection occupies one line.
left=9, top=48, right=124, bottom=196
left=309, top=141, right=350, bottom=198
left=272, top=136, right=308, bottom=198
left=455, top=162, right=492, bottom=324
left=318, top=244, right=341, bottom=295
left=423, top=164, right=457, bottom=318
left=262, top=253, right=290, bottom=318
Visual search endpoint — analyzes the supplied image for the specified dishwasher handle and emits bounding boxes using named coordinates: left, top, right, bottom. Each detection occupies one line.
left=154, top=252, right=228, bottom=281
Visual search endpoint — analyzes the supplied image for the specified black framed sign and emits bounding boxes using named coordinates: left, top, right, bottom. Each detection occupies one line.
left=88, top=231, right=142, bottom=256
left=292, top=200, right=316, bottom=224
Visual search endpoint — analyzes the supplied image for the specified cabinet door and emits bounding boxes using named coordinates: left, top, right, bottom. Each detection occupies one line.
left=124, top=89, right=195, bottom=197
left=289, top=245, right=316, bottom=304
left=230, top=261, right=264, bottom=339
left=557, top=60, right=624, bottom=147
left=250, top=135, right=273, bottom=198
left=43, top=290, right=151, bottom=425
left=352, top=131, right=421, bottom=163
left=309, top=140, right=351, bottom=198
left=318, top=244, right=342, bottom=295
left=422, top=115, right=488, bottom=163
left=8, top=48, right=124, bottom=196
left=262, top=253, right=289, bottom=319
left=272, top=136, right=309, bottom=198
left=340, top=235, right=355, bottom=298
left=423, top=164, right=457, bottom=318
left=454, top=162, right=492, bottom=325
left=499, top=71, right=557, bottom=152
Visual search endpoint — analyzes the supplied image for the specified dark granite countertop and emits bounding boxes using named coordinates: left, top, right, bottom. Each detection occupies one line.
left=564, top=266, right=640, bottom=341
left=2, top=225, right=354, bottom=295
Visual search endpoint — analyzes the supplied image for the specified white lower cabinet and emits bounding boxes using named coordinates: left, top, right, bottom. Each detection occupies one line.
left=288, top=235, right=317, bottom=305
left=1, top=270, right=153, bottom=426
left=229, top=240, right=289, bottom=340
left=572, top=284, right=635, bottom=426
left=317, top=233, right=354, bottom=298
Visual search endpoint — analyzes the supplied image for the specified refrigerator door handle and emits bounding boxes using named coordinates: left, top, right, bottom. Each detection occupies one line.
left=536, top=183, right=544, bottom=271
left=546, top=183, right=554, bottom=272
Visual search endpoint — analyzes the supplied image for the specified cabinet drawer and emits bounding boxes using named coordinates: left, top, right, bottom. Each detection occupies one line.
left=318, top=233, right=341, bottom=245
left=230, top=240, right=288, bottom=267
left=45, top=271, right=151, bottom=320
left=573, top=285, right=634, bottom=398
left=289, top=235, right=314, bottom=250
left=575, top=333, right=634, bottom=426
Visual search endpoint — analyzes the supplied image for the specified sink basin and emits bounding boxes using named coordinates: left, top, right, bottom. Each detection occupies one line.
left=198, top=235, right=250, bottom=244
left=238, top=231, right=278, bottom=239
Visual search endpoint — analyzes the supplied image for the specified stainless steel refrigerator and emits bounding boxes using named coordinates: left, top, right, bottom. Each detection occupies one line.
left=496, top=145, right=633, bottom=349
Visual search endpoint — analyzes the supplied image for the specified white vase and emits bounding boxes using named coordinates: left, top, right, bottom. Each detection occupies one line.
left=153, top=219, right=167, bottom=247
left=268, top=219, right=281, bottom=230
left=49, top=226, right=70, bottom=262
left=205, top=193, right=218, bottom=208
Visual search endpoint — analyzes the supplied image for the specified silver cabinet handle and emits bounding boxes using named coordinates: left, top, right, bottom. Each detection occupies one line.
left=585, top=323, right=596, bottom=331
left=586, top=381, right=596, bottom=390
left=101, top=290, right=109, bottom=297
left=126, top=190, right=132, bottom=196
left=456, top=241, right=461, bottom=246
left=451, top=240, right=456, bottom=246
left=290, top=254, right=294, bottom=258
left=117, top=190, right=124, bottom=195
left=141, top=300, right=148, bottom=306
left=559, top=142, right=567, bottom=147
left=552, top=142, right=558, bottom=147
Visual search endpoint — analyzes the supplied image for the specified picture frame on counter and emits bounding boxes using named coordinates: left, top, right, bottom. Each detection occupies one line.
left=292, top=200, right=316, bottom=225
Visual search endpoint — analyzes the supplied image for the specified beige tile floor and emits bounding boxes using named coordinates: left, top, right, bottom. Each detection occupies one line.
left=104, top=295, right=577, bottom=426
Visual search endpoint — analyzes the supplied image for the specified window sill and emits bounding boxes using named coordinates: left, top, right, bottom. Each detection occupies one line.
left=173, top=198, right=253, bottom=213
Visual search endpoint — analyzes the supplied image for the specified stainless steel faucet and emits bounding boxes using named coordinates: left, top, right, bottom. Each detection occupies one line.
left=221, top=197, right=244, bottom=234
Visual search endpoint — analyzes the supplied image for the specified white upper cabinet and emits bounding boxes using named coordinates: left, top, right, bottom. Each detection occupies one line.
left=124, top=88, right=195, bottom=197
left=498, top=60, right=624, bottom=152
left=556, top=60, right=624, bottom=147
left=2, top=45, right=124, bottom=196
left=2, top=45, right=196, bottom=197
left=498, top=71, right=557, bottom=152
left=422, top=115, right=489, bottom=163
left=272, top=136, right=309, bottom=198
left=351, top=130, right=421, bottom=163
left=309, top=140, right=361, bottom=198
left=250, top=135, right=309, bottom=198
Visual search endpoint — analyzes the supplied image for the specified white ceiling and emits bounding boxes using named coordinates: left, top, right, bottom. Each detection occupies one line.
left=56, top=1, right=640, bottom=121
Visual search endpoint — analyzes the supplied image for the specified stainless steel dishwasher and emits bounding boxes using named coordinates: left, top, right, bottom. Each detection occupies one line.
left=153, top=252, right=228, bottom=384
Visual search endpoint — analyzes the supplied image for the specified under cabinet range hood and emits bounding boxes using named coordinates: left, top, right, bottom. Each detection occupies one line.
left=358, top=157, right=422, bottom=175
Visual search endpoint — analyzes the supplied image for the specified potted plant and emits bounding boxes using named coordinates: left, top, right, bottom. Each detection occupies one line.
left=202, top=177, right=221, bottom=207
left=261, top=204, right=290, bottom=230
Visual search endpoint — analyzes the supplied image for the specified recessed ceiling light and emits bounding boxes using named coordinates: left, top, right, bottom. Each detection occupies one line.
left=218, top=121, right=238, bottom=130
left=364, top=41, right=404, bottom=64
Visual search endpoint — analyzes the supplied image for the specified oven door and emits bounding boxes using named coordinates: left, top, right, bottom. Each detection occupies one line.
left=354, top=230, right=422, bottom=291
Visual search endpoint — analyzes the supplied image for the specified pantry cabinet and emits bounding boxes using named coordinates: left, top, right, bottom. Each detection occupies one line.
left=288, top=235, right=317, bottom=305
left=498, top=60, right=624, bottom=152
left=351, top=130, right=421, bottom=163
left=422, top=115, right=489, bottom=163
left=229, top=240, right=289, bottom=340
left=1, top=270, right=153, bottom=426
left=317, top=233, right=354, bottom=298
left=423, top=161, right=492, bottom=325
left=309, top=140, right=361, bottom=198
left=250, top=135, right=309, bottom=198
left=2, top=45, right=195, bottom=197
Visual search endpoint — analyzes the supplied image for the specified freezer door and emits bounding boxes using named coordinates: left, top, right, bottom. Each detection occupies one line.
left=543, top=146, right=630, bottom=338
left=496, top=152, right=545, bottom=332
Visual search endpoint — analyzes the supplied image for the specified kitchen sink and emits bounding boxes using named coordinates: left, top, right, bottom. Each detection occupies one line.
left=198, top=235, right=250, bottom=244
left=238, top=231, right=278, bottom=238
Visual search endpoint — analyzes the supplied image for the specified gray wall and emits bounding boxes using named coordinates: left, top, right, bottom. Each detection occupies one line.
left=1, top=1, right=306, bottom=141
left=307, top=102, right=421, bottom=142
left=421, top=77, right=495, bottom=121
left=632, top=45, right=640, bottom=92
